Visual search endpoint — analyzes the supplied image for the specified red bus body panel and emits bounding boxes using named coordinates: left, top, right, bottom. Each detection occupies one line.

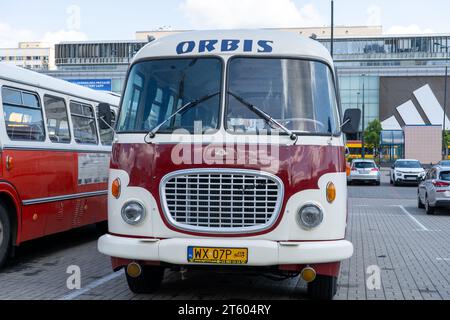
left=111, top=143, right=345, bottom=238
left=0, top=150, right=108, bottom=245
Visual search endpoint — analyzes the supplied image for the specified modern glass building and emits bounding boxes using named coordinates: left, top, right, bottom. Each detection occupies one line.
left=43, top=40, right=147, bottom=92
left=39, top=28, right=450, bottom=147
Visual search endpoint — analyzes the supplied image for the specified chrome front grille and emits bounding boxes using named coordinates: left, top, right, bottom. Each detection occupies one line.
left=160, top=169, right=284, bottom=233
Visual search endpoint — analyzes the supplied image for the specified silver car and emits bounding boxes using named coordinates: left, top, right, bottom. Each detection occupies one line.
left=348, top=159, right=381, bottom=186
left=418, top=165, right=450, bottom=215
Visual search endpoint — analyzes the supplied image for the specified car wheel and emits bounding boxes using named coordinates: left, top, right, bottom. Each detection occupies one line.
left=425, top=196, right=435, bottom=215
left=126, top=266, right=165, bottom=294
left=418, top=194, right=425, bottom=209
left=0, top=204, right=12, bottom=269
left=307, top=275, right=338, bottom=300
left=375, top=181, right=381, bottom=186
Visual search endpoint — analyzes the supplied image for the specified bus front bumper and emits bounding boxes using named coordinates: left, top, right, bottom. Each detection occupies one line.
left=98, top=234, right=354, bottom=266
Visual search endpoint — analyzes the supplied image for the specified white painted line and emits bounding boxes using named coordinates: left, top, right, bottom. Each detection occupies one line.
left=437, top=258, right=450, bottom=262
left=397, top=205, right=430, bottom=232
left=60, top=270, right=124, bottom=301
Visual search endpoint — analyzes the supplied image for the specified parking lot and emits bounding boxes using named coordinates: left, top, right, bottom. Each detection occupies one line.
left=0, top=170, right=449, bottom=300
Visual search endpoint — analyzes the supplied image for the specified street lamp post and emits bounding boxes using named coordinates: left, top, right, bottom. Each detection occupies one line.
left=361, top=75, right=366, bottom=159
left=330, top=0, right=334, bottom=58
left=434, top=42, right=449, bottom=159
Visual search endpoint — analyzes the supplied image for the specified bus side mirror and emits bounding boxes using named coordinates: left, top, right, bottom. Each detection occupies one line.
left=98, top=103, right=113, bottom=130
left=345, top=147, right=350, bottom=157
left=341, top=109, right=361, bottom=135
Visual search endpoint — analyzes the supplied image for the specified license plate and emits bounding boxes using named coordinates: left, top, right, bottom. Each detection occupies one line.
left=187, top=247, right=248, bottom=265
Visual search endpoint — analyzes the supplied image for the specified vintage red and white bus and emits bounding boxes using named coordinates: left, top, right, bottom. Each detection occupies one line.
left=0, top=63, right=119, bottom=267
left=98, top=30, right=360, bottom=300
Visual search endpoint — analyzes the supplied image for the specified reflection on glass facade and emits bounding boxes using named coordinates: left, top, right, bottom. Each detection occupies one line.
left=338, top=75, right=379, bottom=131
left=380, top=130, right=405, bottom=163
left=320, top=36, right=450, bottom=55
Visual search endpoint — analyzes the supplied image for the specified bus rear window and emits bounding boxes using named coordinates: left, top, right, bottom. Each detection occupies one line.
left=2, top=87, right=45, bottom=141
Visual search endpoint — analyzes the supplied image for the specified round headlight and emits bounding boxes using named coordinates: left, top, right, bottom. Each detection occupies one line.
left=297, top=204, right=324, bottom=230
left=121, top=201, right=146, bottom=225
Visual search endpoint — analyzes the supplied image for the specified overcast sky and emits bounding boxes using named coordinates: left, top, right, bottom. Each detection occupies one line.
left=1, top=0, right=449, bottom=47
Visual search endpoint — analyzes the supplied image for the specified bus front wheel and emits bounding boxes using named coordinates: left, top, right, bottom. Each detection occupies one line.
left=307, top=275, right=338, bottom=300
left=0, top=204, right=11, bottom=269
left=126, top=266, right=165, bottom=294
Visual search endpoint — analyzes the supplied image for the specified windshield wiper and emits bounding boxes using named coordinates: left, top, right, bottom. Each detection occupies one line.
left=228, top=91, right=298, bottom=142
left=145, top=91, right=220, bottom=142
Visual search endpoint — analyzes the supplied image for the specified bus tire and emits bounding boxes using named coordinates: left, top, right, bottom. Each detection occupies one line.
left=126, top=266, right=165, bottom=294
left=0, top=204, right=12, bottom=269
left=307, top=275, right=338, bottom=300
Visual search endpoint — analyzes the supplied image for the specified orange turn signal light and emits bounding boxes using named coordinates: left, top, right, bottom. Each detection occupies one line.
left=112, top=178, right=121, bottom=199
left=326, top=182, right=336, bottom=203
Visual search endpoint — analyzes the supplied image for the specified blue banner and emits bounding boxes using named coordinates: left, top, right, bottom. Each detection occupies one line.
left=66, top=79, right=112, bottom=91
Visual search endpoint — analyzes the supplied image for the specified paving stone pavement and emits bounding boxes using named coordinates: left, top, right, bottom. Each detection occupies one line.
left=0, top=172, right=449, bottom=300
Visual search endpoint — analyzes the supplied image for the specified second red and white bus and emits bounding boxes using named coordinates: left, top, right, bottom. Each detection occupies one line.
left=0, top=63, right=119, bottom=268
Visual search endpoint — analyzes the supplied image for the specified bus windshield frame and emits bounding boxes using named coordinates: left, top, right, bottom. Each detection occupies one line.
left=117, top=57, right=224, bottom=135
left=117, top=56, right=341, bottom=137
left=225, top=56, right=341, bottom=137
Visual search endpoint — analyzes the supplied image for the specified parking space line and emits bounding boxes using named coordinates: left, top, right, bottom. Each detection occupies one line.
left=397, top=205, right=430, bottom=232
left=60, top=270, right=124, bottom=301
left=437, top=258, right=450, bottom=262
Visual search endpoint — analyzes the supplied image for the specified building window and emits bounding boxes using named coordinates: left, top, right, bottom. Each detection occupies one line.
left=44, top=95, right=71, bottom=143
left=1, top=87, right=46, bottom=141
left=70, top=101, right=98, bottom=145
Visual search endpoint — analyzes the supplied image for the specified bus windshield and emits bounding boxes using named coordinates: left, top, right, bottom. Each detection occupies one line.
left=117, top=58, right=222, bottom=134
left=226, top=58, right=339, bottom=135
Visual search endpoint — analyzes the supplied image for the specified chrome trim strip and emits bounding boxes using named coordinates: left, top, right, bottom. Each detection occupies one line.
left=160, top=168, right=284, bottom=234
left=2, top=145, right=112, bottom=154
left=22, top=190, right=108, bottom=206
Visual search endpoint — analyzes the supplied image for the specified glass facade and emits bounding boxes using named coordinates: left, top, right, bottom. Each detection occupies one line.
left=380, top=130, right=405, bottom=163
left=338, top=75, right=379, bottom=131
left=320, top=36, right=450, bottom=55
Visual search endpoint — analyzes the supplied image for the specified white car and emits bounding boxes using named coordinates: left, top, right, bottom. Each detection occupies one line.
left=390, top=159, right=426, bottom=186
left=348, top=159, right=381, bottom=186
left=418, top=165, right=450, bottom=214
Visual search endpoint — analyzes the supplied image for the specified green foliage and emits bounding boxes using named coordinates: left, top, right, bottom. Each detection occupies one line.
left=363, top=119, right=382, bottom=150
left=443, top=131, right=450, bottom=150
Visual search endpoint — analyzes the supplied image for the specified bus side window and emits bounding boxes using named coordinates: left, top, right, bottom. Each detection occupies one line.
left=44, top=95, right=71, bottom=144
left=1, top=87, right=46, bottom=141
left=70, top=101, right=99, bottom=145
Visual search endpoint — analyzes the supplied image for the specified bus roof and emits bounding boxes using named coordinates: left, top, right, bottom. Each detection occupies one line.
left=0, top=63, right=120, bottom=107
left=133, top=29, right=334, bottom=66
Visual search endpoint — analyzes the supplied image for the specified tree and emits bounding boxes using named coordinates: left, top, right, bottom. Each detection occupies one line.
left=363, top=119, right=382, bottom=152
left=443, top=131, right=450, bottom=158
